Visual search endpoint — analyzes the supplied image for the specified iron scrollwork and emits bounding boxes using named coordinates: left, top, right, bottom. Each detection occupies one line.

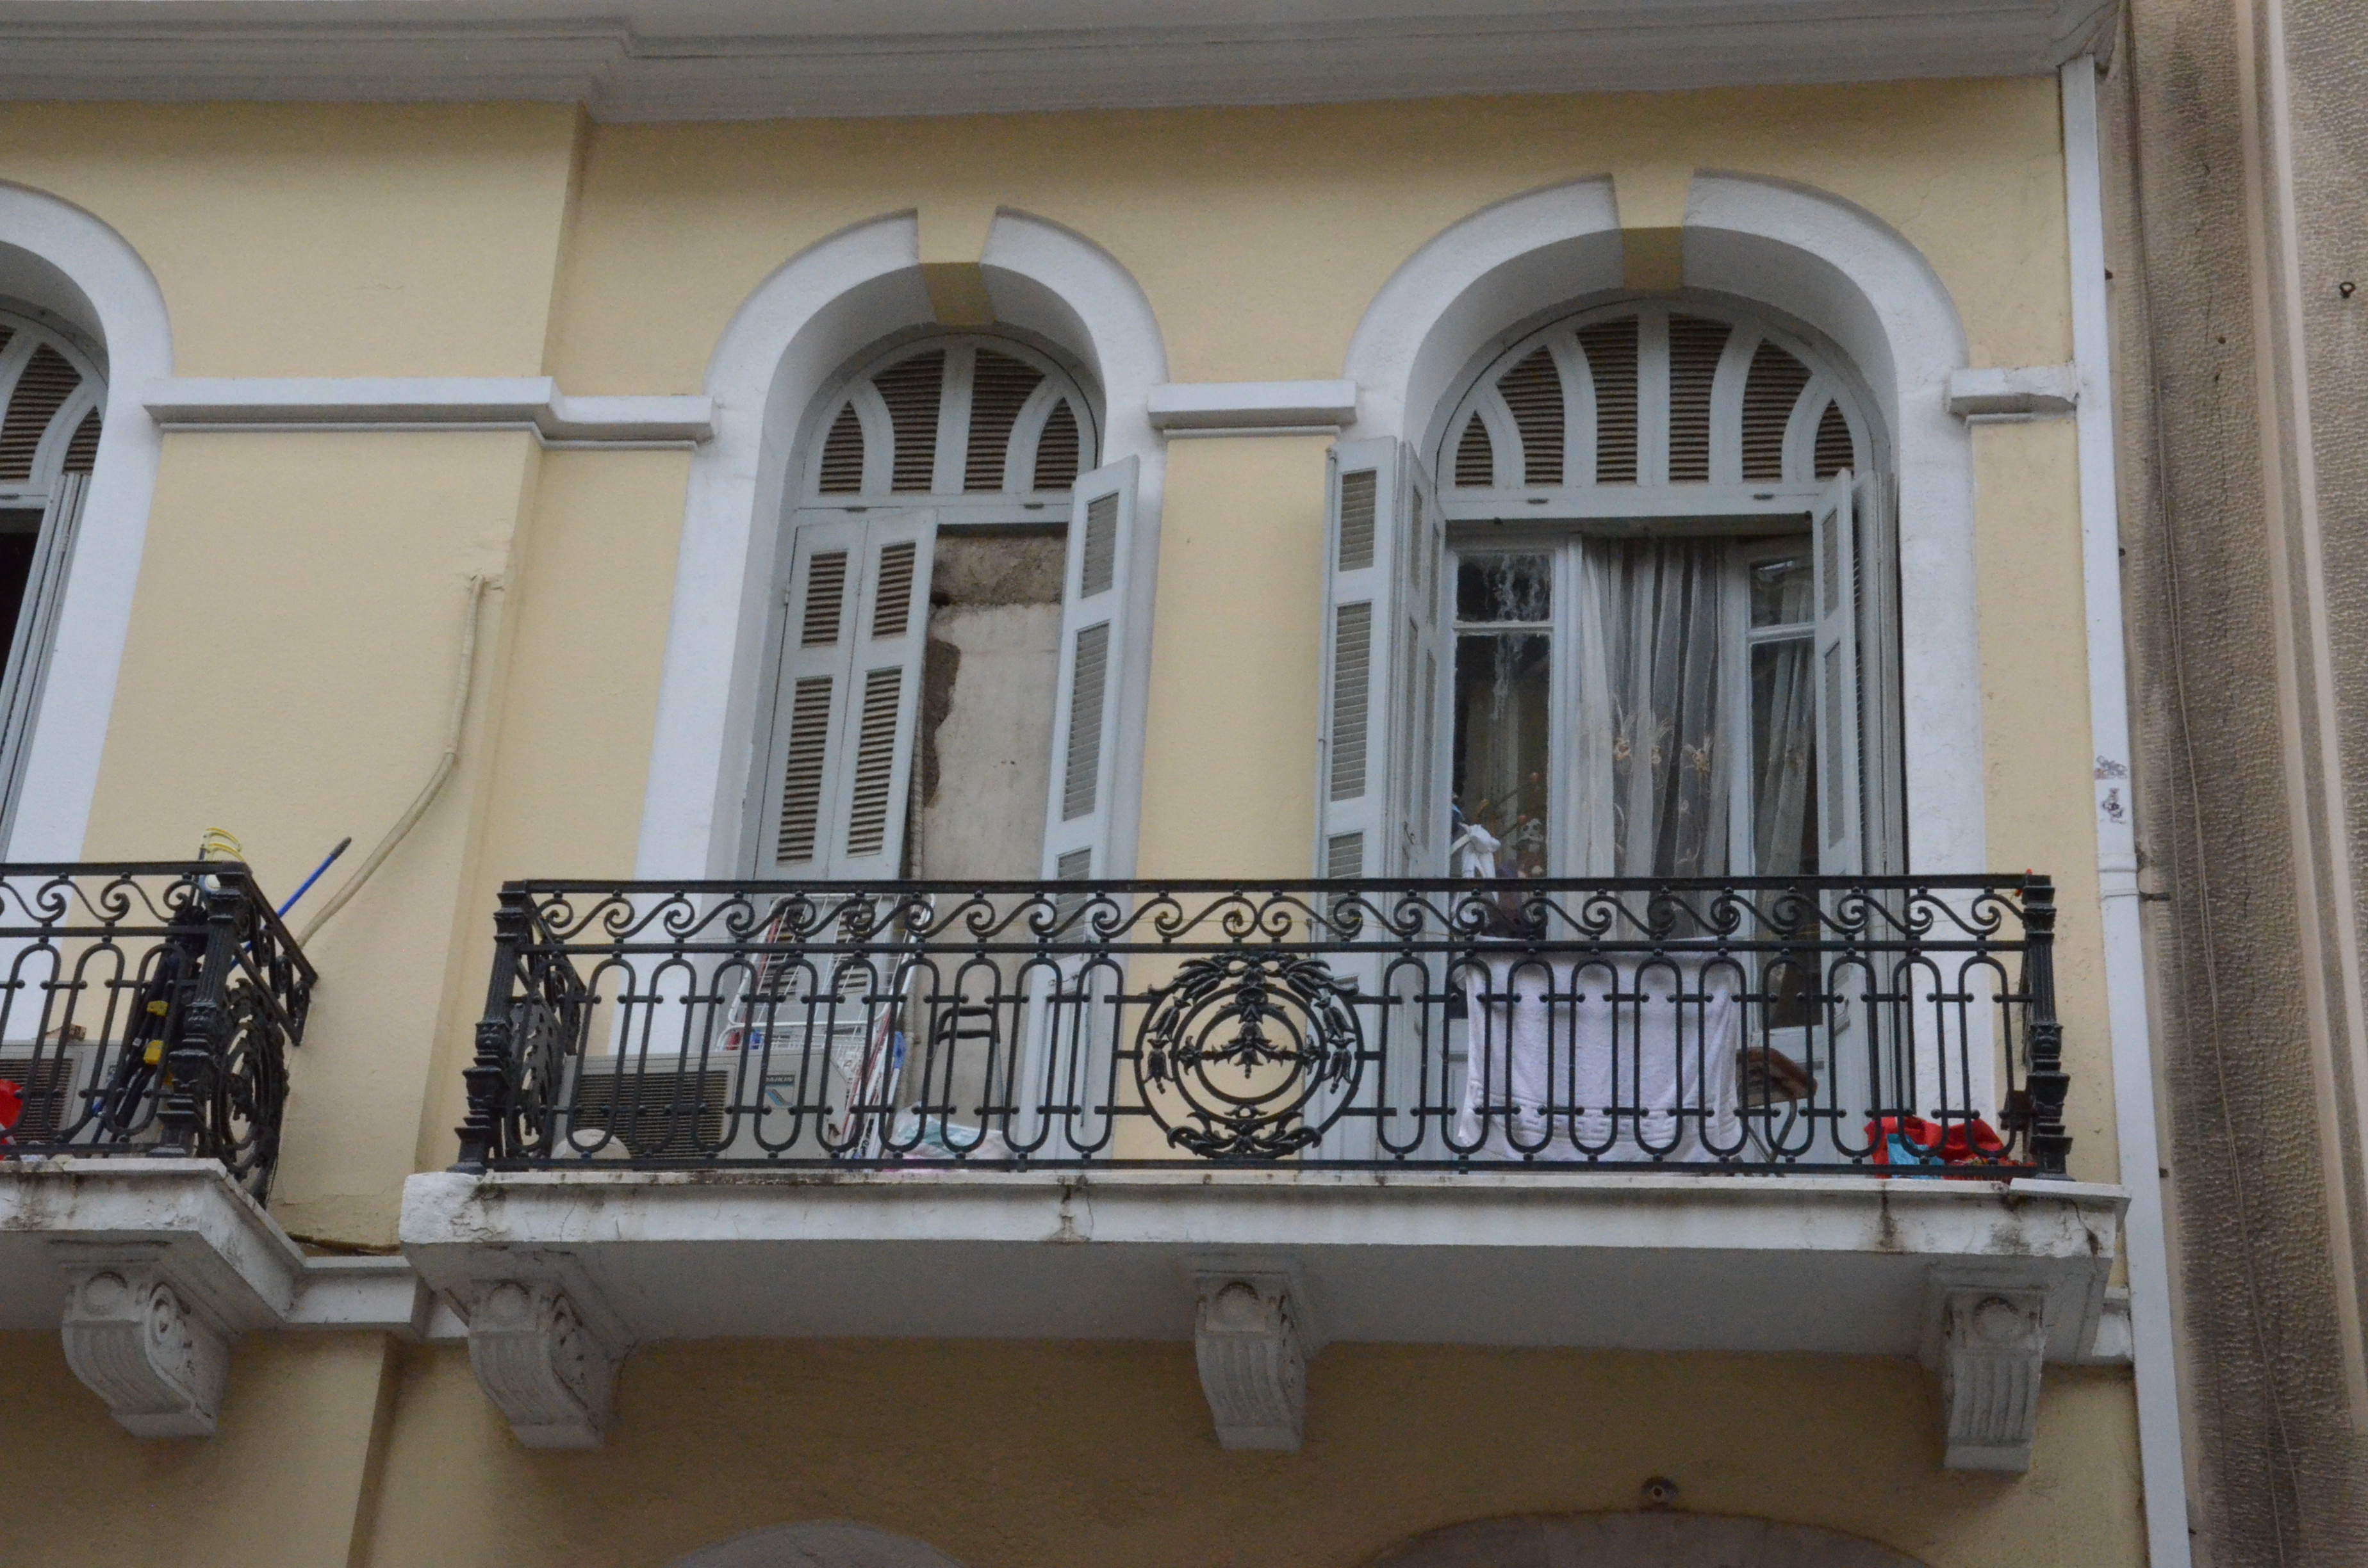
left=1137, top=952, right=1364, bottom=1159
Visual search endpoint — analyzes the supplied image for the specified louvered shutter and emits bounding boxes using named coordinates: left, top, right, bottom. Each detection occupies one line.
left=0, top=473, right=83, bottom=842
left=1810, top=471, right=1862, bottom=877
left=759, top=512, right=937, bottom=880
left=1852, top=470, right=1904, bottom=874
left=1317, top=439, right=1450, bottom=879
left=1040, top=459, right=1137, bottom=881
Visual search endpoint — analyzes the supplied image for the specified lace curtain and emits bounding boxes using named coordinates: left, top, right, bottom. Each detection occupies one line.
left=1570, top=538, right=1730, bottom=877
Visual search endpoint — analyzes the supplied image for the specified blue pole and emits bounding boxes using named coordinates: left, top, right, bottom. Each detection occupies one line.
left=277, top=837, right=353, bottom=919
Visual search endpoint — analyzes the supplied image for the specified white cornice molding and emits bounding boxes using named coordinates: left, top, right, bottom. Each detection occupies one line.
left=143, top=377, right=714, bottom=447
left=0, top=2, right=2122, bottom=120
left=1147, top=380, right=1357, bottom=437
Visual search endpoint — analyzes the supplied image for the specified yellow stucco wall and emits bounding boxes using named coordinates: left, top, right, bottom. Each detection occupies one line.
left=0, top=72, right=2142, bottom=1568
left=544, top=80, right=2070, bottom=395
left=0, top=1332, right=2145, bottom=1568
left=0, top=103, right=582, bottom=377
left=0, top=1329, right=393, bottom=1568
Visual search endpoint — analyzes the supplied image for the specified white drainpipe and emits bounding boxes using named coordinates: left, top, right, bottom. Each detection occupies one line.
left=2060, top=54, right=2193, bottom=1568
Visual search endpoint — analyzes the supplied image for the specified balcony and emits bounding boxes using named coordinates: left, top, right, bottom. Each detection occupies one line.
left=402, top=875, right=2125, bottom=1466
left=0, top=863, right=425, bottom=1436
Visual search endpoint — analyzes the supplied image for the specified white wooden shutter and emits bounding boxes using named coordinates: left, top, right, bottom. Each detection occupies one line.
left=1810, top=471, right=1862, bottom=877
left=759, top=511, right=937, bottom=880
left=1041, top=459, right=1137, bottom=881
left=0, top=473, right=85, bottom=844
left=1318, top=439, right=1449, bottom=878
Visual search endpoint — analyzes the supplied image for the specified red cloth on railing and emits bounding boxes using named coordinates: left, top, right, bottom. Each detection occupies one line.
left=0, top=1078, right=22, bottom=1139
left=1864, top=1115, right=2009, bottom=1166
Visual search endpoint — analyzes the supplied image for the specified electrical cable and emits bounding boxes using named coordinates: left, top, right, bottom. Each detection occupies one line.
left=298, top=575, right=489, bottom=943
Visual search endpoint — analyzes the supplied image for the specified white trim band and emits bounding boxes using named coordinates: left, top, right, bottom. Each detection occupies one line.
left=1946, top=364, right=2080, bottom=421
left=144, top=377, right=716, bottom=446
left=1147, top=379, right=1358, bottom=434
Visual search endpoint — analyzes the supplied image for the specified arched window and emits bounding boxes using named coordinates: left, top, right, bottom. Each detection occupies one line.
left=0, top=305, right=105, bottom=833
left=1438, top=300, right=1871, bottom=494
left=1317, top=296, right=1899, bottom=882
left=753, top=332, right=1134, bottom=884
left=800, top=334, right=1096, bottom=510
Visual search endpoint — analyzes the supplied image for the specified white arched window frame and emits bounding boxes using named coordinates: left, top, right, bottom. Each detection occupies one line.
left=633, top=211, right=1170, bottom=889
left=1317, top=290, right=1903, bottom=885
left=0, top=304, right=108, bottom=849
left=752, top=328, right=1136, bottom=884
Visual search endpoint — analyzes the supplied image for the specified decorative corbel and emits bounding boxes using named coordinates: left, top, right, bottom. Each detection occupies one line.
left=58, top=1260, right=232, bottom=1438
left=1192, top=1271, right=1306, bottom=1452
left=1937, top=1284, right=2050, bottom=1471
left=461, top=1276, right=625, bottom=1449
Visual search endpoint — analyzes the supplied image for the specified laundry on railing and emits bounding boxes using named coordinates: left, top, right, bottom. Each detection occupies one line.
left=1452, top=953, right=1742, bottom=1161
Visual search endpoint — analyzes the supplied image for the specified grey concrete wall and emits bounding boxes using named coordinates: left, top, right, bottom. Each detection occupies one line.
left=2107, top=0, right=2368, bottom=1560
left=914, top=530, right=1064, bottom=880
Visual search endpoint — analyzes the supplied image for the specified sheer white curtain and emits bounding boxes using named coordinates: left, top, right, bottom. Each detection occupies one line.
left=1750, top=562, right=1818, bottom=877
left=1570, top=539, right=1732, bottom=878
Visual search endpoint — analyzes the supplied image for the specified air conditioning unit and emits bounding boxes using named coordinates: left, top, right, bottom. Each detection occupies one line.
left=1, top=1039, right=128, bottom=1147
left=558, top=1010, right=881, bottom=1163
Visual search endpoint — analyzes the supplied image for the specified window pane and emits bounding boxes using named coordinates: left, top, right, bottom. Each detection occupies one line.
left=1588, top=537, right=1730, bottom=879
left=1456, top=552, right=1551, bottom=625
left=1453, top=630, right=1550, bottom=874
left=1748, top=544, right=1813, bottom=628
left=1750, top=636, right=1818, bottom=877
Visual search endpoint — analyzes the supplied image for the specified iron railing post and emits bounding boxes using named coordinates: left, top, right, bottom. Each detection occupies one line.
left=2019, top=874, right=2073, bottom=1177
left=154, top=876, right=243, bottom=1163
left=454, top=885, right=531, bottom=1172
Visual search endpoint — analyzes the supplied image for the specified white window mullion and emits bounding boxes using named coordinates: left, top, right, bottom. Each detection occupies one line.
left=1707, top=328, right=1761, bottom=488
left=851, top=384, right=898, bottom=497
left=1637, top=305, right=1672, bottom=488
left=1003, top=379, right=1067, bottom=497
left=931, top=343, right=975, bottom=497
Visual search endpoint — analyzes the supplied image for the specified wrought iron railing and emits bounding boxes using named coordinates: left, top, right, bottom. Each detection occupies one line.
left=456, top=875, right=2068, bottom=1176
left=0, top=863, right=315, bottom=1200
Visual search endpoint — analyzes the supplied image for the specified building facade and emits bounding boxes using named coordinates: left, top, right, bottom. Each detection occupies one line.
left=0, top=4, right=2228, bottom=1567
left=2105, top=0, right=2368, bottom=1560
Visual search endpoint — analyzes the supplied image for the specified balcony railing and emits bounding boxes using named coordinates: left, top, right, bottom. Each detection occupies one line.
left=456, top=874, right=2068, bottom=1177
left=0, top=863, right=315, bottom=1200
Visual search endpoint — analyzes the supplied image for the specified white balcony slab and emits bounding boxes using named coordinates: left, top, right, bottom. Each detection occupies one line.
left=0, top=1157, right=432, bottom=1334
left=400, top=1168, right=2125, bottom=1362
left=1, top=1157, right=436, bottom=1435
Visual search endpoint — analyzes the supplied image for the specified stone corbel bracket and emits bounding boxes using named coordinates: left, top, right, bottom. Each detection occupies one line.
left=1927, top=1271, right=2053, bottom=1471
left=13, top=1160, right=432, bottom=1439
left=56, top=1248, right=243, bottom=1438
left=1192, top=1268, right=1310, bottom=1451
left=1945, top=364, right=2079, bottom=422
left=453, top=1256, right=630, bottom=1450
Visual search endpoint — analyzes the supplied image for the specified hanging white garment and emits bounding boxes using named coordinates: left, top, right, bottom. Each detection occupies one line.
left=1452, top=951, right=1743, bottom=1161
